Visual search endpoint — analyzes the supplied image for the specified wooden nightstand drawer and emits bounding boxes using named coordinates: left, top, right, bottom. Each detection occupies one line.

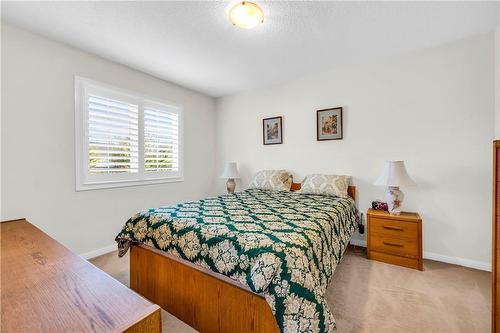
left=367, top=209, right=423, bottom=270
left=370, top=235, right=418, bottom=257
left=370, top=217, right=418, bottom=240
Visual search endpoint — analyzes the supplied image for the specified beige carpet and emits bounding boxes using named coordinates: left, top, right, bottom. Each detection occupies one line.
left=90, top=246, right=490, bottom=333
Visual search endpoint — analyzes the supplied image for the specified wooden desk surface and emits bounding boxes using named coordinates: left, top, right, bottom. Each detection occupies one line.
left=1, top=219, right=161, bottom=333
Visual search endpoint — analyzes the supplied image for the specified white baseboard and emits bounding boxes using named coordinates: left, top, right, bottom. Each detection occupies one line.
left=349, top=239, right=491, bottom=272
left=79, top=240, right=492, bottom=272
left=423, top=251, right=491, bottom=272
left=349, top=239, right=367, bottom=247
left=79, top=244, right=116, bottom=260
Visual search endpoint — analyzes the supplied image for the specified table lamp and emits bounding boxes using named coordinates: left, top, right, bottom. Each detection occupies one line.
left=374, top=161, right=416, bottom=215
left=221, top=162, right=240, bottom=193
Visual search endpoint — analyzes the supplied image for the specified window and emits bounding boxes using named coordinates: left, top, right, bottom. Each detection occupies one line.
left=75, top=77, right=183, bottom=190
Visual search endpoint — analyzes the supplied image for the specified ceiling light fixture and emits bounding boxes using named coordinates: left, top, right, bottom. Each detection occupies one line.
left=229, top=1, right=264, bottom=29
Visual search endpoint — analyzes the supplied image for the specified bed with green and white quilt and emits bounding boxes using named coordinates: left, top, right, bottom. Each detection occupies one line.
left=116, top=188, right=359, bottom=333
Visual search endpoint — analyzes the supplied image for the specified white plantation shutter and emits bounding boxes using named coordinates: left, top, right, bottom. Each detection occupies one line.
left=87, top=95, right=139, bottom=174
left=144, top=107, right=179, bottom=173
left=75, top=77, right=183, bottom=190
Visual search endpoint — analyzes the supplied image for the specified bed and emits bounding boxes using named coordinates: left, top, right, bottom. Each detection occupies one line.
left=116, top=184, right=358, bottom=333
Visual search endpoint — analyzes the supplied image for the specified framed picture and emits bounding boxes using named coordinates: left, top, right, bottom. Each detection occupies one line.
left=317, top=107, right=343, bottom=141
left=262, top=116, right=283, bottom=145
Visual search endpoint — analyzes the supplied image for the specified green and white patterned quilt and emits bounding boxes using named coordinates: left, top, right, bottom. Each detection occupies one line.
left=116, top=188, right=358, bottom=333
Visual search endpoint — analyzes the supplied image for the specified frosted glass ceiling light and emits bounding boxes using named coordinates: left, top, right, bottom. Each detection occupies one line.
left=229, top=1, right=264, bottom=29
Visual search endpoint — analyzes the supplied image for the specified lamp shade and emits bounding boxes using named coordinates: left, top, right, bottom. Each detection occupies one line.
left=221, top=162, right=240, bottom=179
left=374, top=161, right=416, bottom=187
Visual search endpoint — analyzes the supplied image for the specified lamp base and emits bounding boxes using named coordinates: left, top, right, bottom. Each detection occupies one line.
left=385, top=186, right=404, bottom=216
left=226, top=178, right=236, bottom=193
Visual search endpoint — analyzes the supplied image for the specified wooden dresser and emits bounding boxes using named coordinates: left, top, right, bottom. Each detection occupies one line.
left=493, top=140, right=500, bottom=332
left=1, top=219, right=161, bottom=333
left=367, top=209, right=423, bottom=270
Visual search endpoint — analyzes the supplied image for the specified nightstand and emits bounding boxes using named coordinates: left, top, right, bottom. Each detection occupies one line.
left=367, top=208, right=423, bottom=270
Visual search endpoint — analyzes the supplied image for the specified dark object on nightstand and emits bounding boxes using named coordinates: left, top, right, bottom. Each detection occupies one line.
left=371, top=200, right=388, bottom=211
left=366, top=208, right=423, bottom=271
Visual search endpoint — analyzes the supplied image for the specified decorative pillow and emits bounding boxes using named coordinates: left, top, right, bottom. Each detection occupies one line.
left=248, top=170, right=292, bottom=192
left=283, top=173, right=293, bottom=191
left=298, top=174, right=350, bottom=197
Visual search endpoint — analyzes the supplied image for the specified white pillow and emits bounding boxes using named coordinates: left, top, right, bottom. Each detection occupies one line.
left=298, top=174, right=350, bottom=196
left=248, top=170, right=292, bottom=192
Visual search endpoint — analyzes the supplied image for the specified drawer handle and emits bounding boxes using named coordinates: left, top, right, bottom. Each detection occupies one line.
left=383, top=225, right=404, bottom=231
left=383, top=241, right=404, bottom=247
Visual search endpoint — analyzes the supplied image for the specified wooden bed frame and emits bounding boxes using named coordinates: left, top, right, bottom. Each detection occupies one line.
left=130, top=183, right=356, bottom=333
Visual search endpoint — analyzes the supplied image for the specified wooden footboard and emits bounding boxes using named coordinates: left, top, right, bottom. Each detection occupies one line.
left=130, top=243, right=280, bottom=333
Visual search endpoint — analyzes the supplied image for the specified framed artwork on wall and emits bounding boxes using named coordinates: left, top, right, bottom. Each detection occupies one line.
left=317, top=107, right=343, bottom=141
left=262, top=116, right=283, bottom=145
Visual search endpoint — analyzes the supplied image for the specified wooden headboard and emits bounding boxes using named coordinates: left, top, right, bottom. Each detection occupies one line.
left=290, top=182, right=356, bottom=201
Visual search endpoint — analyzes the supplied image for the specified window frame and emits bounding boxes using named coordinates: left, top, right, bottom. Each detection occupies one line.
left=75, top=76, right=184, bottom=191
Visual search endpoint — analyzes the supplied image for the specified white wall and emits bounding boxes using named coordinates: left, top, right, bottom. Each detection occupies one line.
left=496, top=26, right=500, bottom=139
left=1, top=24, right=216, bottom=256
left=2, top=24, right=495, bottom=269
left=215, top=33, right=495, bottom=269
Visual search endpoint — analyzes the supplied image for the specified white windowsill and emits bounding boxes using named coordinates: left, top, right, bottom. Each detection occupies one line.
left=76, top=176, right=184, bottom=191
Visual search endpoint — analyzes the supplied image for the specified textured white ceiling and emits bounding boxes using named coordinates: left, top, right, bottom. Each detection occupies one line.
left=2, top=1, right=500, bottom=97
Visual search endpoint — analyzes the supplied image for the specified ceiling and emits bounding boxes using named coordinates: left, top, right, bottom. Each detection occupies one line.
left=2, top=1, right=500, bottom=97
